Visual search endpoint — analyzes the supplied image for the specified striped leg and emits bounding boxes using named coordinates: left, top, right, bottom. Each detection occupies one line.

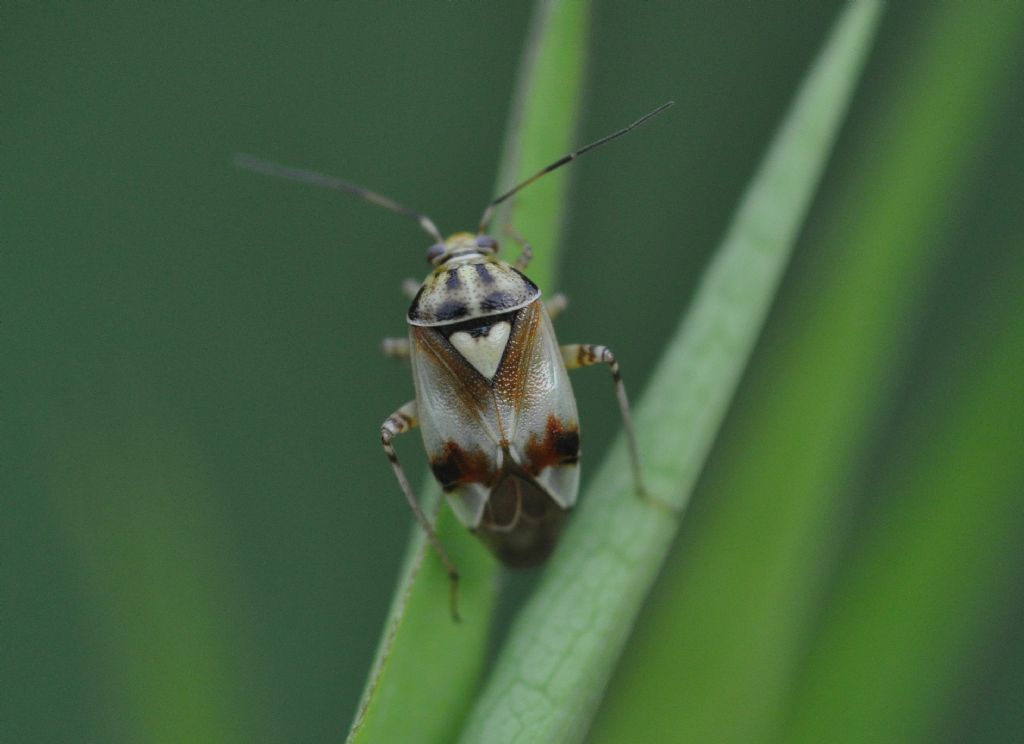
left=381, top=281, right=418, bottom=360
left=561, top=344, right=647, bottom=497
left=381, top=400, right=461, bottom=620
left=401, top=278, right=421, bottom=299
left=380, top=337, right=410, bottom=359
left=545, top=293, right=569, bottom=321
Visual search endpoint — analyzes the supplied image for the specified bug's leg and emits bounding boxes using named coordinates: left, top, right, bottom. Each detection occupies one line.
left=503, top=224, right=533, bottom=272
left=383, top=279, right=417, bottom=361
left=380, top=337, right=410, bottom=360
left=401, top=278, right=420, bottom=300
left=381, top=400, right=462, bottom=620
left=545, top=293, right=569, bottom=321
left=513, top=242, right=533, bottom=272
left=502, top=222, right=565, bottom=317
left=561, top=344, right=658, bottom=505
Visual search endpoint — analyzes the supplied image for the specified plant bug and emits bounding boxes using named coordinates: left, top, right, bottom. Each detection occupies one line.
left=235, top=101, right=673, bottom=618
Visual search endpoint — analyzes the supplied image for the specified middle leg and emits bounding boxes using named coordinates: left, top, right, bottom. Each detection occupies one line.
left=381, top=400, right=462, bottom=619
left=561, top=344, right=646, bottom=496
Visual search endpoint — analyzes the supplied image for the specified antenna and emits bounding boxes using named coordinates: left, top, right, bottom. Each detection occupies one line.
left=233, top=153, right=444, bottom=243
left=478, top=100, right=675, bottom=234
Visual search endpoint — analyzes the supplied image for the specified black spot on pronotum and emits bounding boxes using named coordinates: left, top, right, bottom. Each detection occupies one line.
left=510, top=267, right=539, bottom=292
left=474, top=263, right=495, bottom=284
left=445, top=269, right=462, bottom=289
left=407, top=285, right=427, bottom=321
left=481, top=291, right=514, bottom=312
left=435, top=300, right=469, bottom=322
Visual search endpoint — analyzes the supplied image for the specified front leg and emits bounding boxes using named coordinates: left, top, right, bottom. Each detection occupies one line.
left=381, top=400, right=461, bottom=620
left=381, top=280, right=419, bottom=360
left=401, top=278, right=421, bottom=299
left=545, top=293, right=568, bottom=321
left=561, top=344, right=646, bottom=497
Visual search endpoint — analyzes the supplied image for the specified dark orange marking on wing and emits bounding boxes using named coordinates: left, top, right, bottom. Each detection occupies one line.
left=429, top=441, right=493, bottom=491
left=525, top=415, right=580, bottom=474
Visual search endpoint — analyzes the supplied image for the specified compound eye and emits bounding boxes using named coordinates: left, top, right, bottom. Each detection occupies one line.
left=426, top=243, right=446, bottom=263
left=475, top=234, right=498, bottom=252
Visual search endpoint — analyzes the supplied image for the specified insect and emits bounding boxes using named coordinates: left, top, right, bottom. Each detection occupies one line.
left=235, top=101, right=673, bottom=618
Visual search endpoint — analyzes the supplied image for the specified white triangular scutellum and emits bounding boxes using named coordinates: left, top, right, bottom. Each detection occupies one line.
left=449, top=321, right=511, bottom=379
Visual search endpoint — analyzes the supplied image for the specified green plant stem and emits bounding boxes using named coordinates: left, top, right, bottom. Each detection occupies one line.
left=346, top=1, right=589, bottom=742
left=458, top=3, right=882, bottom=742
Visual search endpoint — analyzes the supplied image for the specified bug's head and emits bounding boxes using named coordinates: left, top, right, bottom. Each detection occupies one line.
left=426, top=232, right=498, bottom=266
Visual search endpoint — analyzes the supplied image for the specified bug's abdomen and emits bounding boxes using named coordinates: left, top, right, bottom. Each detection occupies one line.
left=476, top=473, right=569, bottom=568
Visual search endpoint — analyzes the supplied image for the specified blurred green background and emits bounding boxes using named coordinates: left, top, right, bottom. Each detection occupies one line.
left=3, top=3, right=1022, bottom=742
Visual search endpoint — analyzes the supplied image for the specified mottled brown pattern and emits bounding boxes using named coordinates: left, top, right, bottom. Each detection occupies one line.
left=429, top=441, right=492, bottom=491
left=576, top=344, right=598, bottom=366
left=525, top=415, right=580, bottom=473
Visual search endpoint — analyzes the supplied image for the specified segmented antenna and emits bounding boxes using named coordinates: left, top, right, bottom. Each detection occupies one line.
left=478, top=100, right=675, bottom=234
left=233, top=154, right=444, bottom=243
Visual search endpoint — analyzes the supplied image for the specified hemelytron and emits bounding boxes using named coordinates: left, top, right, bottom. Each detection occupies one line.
left=235, top=101, right=673, bottom=618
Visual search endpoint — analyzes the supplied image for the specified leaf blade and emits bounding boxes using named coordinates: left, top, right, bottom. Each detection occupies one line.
left=590, top=3, right=1024, bottom=742
left=346, top=1, right=590, bottom=741
left=457, top=2, right=883, bottom=742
